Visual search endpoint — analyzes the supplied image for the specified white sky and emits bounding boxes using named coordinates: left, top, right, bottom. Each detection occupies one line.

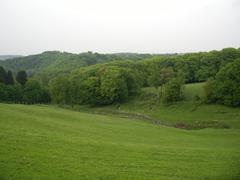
left=0, top=0, right=239, bottom=55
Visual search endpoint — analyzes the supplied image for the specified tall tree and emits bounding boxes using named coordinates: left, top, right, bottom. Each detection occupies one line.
left=100, top=67, right=128, bottom=105
left=163, top=77, right=185, bottom=103
left=5, top=70, right=14, bottom=85
left=49, top=76, right=72, bottom=105
left=16, top=71, right=27, bottom=86
left=148, top=63, right=174, bottom=100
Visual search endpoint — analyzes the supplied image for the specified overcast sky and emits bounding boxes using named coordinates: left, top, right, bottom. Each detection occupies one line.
left=0, top=0, right=239, bottom=55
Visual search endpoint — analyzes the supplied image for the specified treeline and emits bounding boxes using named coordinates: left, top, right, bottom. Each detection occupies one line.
left=1, top=48, right=239, bottom=86
left=0, top=47, right=240, bottom=107
left=141, top=47, right=240, bottom=85
left=48, top=61, right=185, bottom=106
left=49, top=65, right=142, bottom=106
left=47, top=48, right=240, bottom=107
left=0, top=67, right=50, bottom=104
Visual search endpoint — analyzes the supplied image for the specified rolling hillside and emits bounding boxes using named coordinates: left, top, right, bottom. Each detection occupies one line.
left=0, top=103, right=240, bottom=179
left=0, top=51, right=153, bottom=76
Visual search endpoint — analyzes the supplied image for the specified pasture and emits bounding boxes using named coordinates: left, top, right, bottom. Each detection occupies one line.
left=0, top=103, right=240, bottom=179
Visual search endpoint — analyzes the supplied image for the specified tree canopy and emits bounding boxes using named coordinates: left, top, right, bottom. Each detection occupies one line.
left=205, top=59, right=240, bottom=106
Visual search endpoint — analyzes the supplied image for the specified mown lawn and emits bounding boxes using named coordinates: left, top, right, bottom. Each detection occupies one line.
left=0, top=103, right=240, bottom=179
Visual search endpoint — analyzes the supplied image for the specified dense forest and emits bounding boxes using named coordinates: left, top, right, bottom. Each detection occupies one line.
left=0, top=47, right=240, bottom=106
left=0, top=67, right=50, bottom=104
left=0, top=51, right=154, bottom=84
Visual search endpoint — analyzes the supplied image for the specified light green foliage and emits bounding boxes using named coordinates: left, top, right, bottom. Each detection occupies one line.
left=162, top=71, right=185, bottom=103
left=0, top=103, right=240, bottom=179
left=163, top=78, right=184, bottom=103
left=49, top=76, right=72, bottom=105
left=148, top=62, right=161, bottom=89
left=81, top=76, right=101, bottom=105
left=100, top=67, right=128, bottom=104
left=148, top=63, right=175, bottom=100
left=148, top=64, right=174, bottom=89
left=66, top=65, right=141, bottom=106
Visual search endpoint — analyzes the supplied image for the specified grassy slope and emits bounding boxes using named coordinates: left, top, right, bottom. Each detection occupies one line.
left=0, top=103, right=240, bottom=179
left=86, top=83, right=240, bottom=129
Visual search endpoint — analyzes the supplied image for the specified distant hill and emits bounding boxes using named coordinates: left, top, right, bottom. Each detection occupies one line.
left=0, top=55, right=22, bottom=61
left=0, top=51, right=154, bottom=77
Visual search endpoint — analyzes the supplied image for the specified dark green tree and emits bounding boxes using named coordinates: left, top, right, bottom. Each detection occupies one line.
left=23, top=80, right=50, bottom=104
left=0, top=83, right=7, bottom=101
left=0, top=66, right=7, bottom=84
left=5, top=70, right=14, bottom=85
left=16, top=71, right=27, bottom=86
left=10, top=84, right=23, bottom=103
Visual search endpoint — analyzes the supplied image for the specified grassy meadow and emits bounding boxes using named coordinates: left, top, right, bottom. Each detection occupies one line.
left=84, top=83, right=240, bottom=129
left=0, top=103, right=240, bottom=179
left=1, top=1, right=239, bottom=179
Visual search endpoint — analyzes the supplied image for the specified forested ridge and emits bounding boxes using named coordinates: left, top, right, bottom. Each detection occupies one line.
left=0, top=51, right=154, bottom=77
left=1, top=48, right=239, bottom=83
left=0, top=47, right=240, bottom=107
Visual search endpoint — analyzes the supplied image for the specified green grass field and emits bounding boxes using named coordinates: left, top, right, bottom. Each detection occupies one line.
left=0, top=103, right=240, bottom=179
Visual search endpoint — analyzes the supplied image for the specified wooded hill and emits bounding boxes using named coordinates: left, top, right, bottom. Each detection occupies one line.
left=0, top=51, right=154, bottom=77
left=1, top=48, right=239, bottom=85
left=0, top=47, right=240, bottom=107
